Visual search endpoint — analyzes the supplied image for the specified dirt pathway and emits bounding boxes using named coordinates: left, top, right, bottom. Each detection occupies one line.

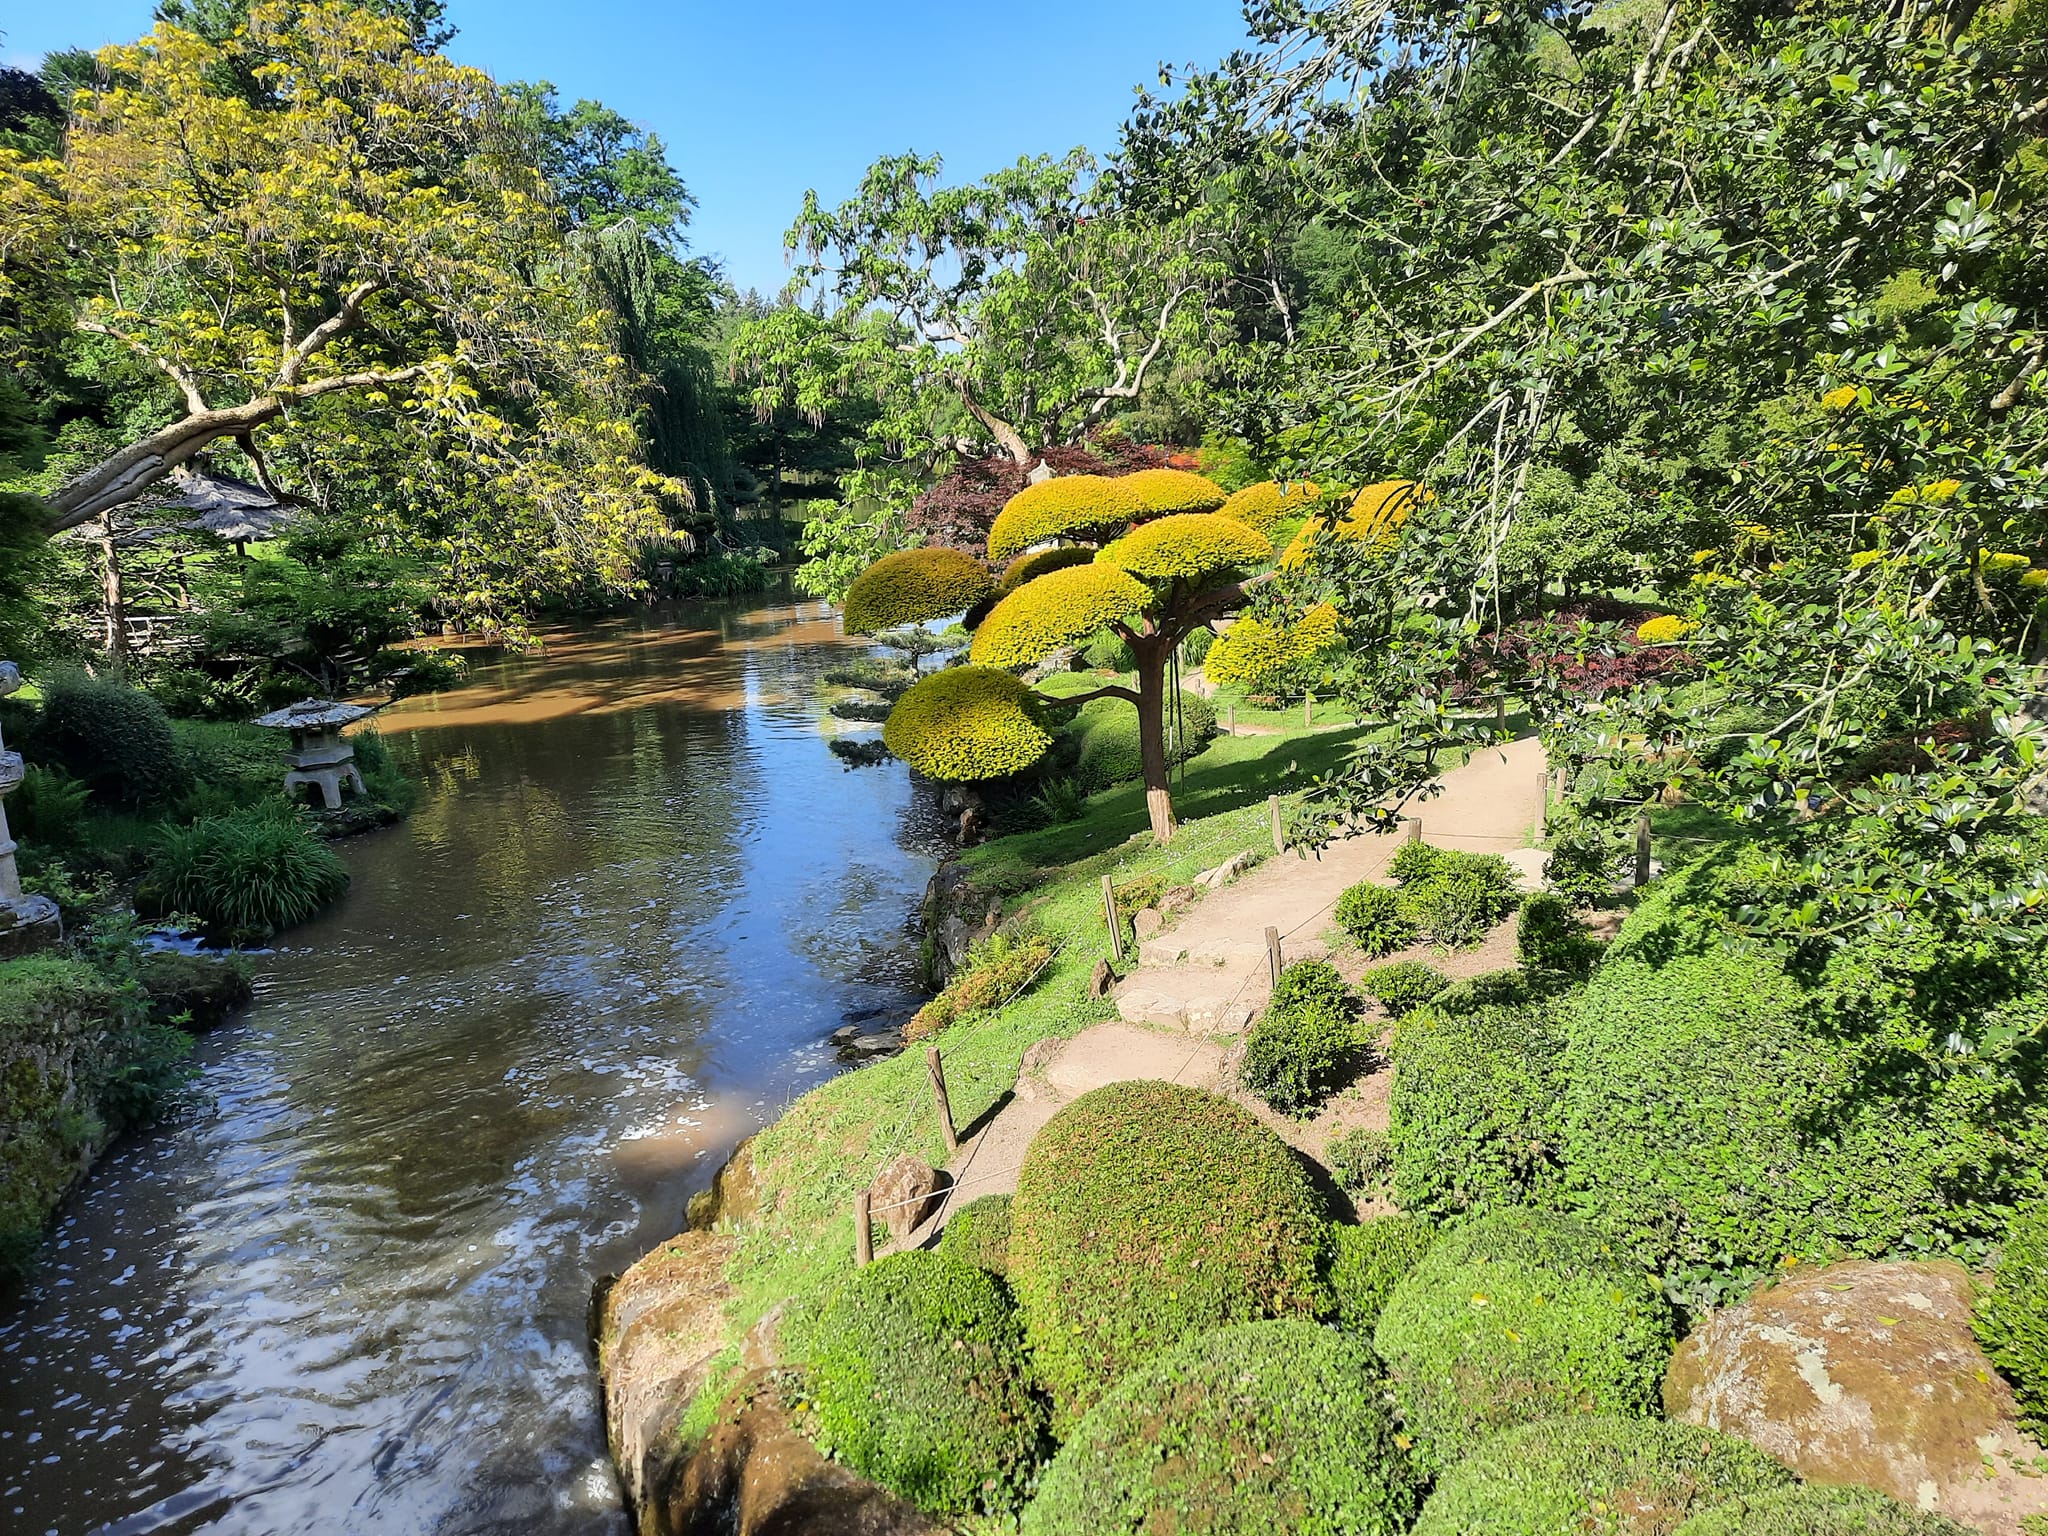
left=898, top=736, right=1549, bottom=1248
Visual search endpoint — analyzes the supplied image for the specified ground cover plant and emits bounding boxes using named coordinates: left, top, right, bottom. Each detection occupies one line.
left=1412, top=1415, right=1794, bottom=1536
left=1326, top=1213, right=1434, bottom=1336
left=1670, top=1484, right=1980, bottom=1536
left=1020, top=1319, right=1421, bottom=1536
left=786, top=1250, right=1046, bottom=1516
left=1007, top=1080, right=1331, bottom=1424
left=1975, top=1203, right=2047, bottom=1437
left=1374, top=1207, right=1675, bottom=1473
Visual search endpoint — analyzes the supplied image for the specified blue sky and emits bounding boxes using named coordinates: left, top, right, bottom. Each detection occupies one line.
left=4, top=1, right=1259, bottom=296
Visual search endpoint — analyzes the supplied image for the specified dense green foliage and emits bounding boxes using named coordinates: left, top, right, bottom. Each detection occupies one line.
left=31, top=670, right=185, bottom=808
left=1063, top=689, right=1215, bottom=793
left=1390, top=843, right=1521, bottom=948
left=1975, top=1203, right=2047, bottom=1437
left=1374, top=1208, right=1674, bottom=1473
left=1559, top=844, right=2048, bottom=1273
left=1670, top=1485, right=1979, bottom=1536
left=141, top=804, right=350, bottom=940
left=1096, top=511, right=1267, bottom=584
left=1360, top=959, right=1450, bottom=1017
left=1327, top=1214, right=1435, bottom=1336
left=969, top=562, right=1151, bottom=671
left=1020, top=1320, right=1421, bottom=1536
left=1412, top=1416, right=1795, bottom=1536
left=792, top=1251, right=1046, bottom=1516
left=1326, top=1124, right=1393, bottom=1201
left=1515, top=893, right=1600, bottom=981
left=935, top=1195, right=1012, bottom=1276
left=1388, top=1002, right=1562, bottom=1218
left=842, top=547, right=995, bottom=635
left=1008, top=1081, right=1330, bottom=1422
left=1334, top=881, right=1416, bottom=957
left=882, top=667, right=1054, bottom=782
left=1241, top=960, right=1360, bottom=1115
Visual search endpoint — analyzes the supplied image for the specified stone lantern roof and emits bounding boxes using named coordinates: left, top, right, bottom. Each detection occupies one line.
left=253, top=699, right=379, bottom=732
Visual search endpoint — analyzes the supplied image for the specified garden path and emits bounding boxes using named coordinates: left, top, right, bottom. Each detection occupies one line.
left=897, top=735, right=1548, bottom=1250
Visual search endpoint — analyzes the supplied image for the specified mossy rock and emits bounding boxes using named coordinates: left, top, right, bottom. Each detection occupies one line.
left=1413, top=1415, right=1795, bottom=1536
left=935, top=1194, right=1012, bottom=1275
left=1020, top=1319, right=1421, bottom=1536
left=1328, top=1214, right=1436, bottom=1336
left=133, top=949, right=253, bottom=1029
left=791, top=1250, right=1047, bottom=1515
left=1670, top=1484, right=1979, bottom=1536
left=1009, top=1081, right=1331, bottom=1424
left=1374, top=1207, right=1675, bottom=1473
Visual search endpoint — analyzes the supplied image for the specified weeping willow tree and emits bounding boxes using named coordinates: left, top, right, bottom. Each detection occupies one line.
left=573, top=220, right=736, bottom=529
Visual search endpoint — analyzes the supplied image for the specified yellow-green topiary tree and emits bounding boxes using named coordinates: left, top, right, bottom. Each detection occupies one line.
left=845, top=468, right=1282, bottom=841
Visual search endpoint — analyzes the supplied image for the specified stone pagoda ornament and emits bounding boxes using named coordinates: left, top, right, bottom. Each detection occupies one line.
left=254, top=698, right=379, bottom=810
left=0, top=662, right=63, bottom=956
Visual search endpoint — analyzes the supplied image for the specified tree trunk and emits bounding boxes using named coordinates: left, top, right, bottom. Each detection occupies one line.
left=1133, top=637, right=1177, bottom=843
left=46, top=398, right=288, bottom=534
left=956, top=381, right=1035, bottom=466
left=100, top=518, right=129, bottom=665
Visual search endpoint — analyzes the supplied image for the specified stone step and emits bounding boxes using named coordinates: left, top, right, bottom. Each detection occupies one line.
left=1115, top=966, right=1262, bottom=1034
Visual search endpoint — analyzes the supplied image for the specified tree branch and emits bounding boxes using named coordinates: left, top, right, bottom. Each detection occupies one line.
left=76, top=319, right=209, bottom=415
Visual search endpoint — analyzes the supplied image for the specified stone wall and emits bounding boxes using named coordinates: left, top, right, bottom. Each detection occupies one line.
left=0, top=956, right=118, bottom=1276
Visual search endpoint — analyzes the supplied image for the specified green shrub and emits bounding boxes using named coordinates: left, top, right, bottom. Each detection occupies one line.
left=1414, top=1415, right=1795, bottom=1536
left=172, top=719, right=288, bottom=803
left=1389, top=839, right=1448, bottom=885
left=1241, top=977, right=1359, bottom=1115
left=1009, top=1081, right=1331, bottom=1423
left=1336, top=881, right=1418, bottom=957
left=1374, top=1207, right=1674, bottom=1473
left=1267, top=957, right=1348, bottom=1014
left=1976, top=1203, right=2046, bottom=1436
left=1401, top=851, right=1522, bottom=947
left=1516, top=892, right=1601, bottom=979
left=1361, top=959, right=1450, bottom=1016
left=142, top=804, right=350, bottom=939
left=1558, top=845, right=2048, bottom=1272
left=32, top=668, right=187, bottom=808
left=936, top=1194, right=1013, bottom=1275
left=9, top=766, right=89, bottom=847
left=793, top=1250, right=1046, bottom=1515
left=1020, top=1319, right=1421, bottom=1536
left=1066, top=690, right=1216, bottom=792
left=1670, top=1484, right=1979, bottom=1536
left=1328, top=1214, right=1435, bottom=1335
left=1327, top=1124, right=1393, bottom=1198
left=1080, top=628, right=1135, bottom=671
left=1388, top=1001, right=1563, bottom=1217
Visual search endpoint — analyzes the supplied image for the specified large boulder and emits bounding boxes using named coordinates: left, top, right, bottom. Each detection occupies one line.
left=599, top=1231, right=739, bottom=1531
left=1664, top=1260, right=2048, bottom=1536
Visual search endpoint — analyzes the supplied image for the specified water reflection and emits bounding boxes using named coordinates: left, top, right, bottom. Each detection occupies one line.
left=0, top=600, right=940, bottom=1535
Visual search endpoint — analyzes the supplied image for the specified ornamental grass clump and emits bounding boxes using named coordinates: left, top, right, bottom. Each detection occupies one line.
left=1241, top=961, right=1362, bottom=1115
left=1020, top=1319, right=1422, bottom=1536
left=1373, top=1207, right=1676, bottom=1473
left=1670, top=1484, right=1978, bottom=1536
left=1008, top=1081, right=1330, bottom=1424
left=142, top=803, right=349, bottom=940
left=1335, top=880, right=1417, bottom=957
left=1327, top=1213, right=1435, bottom=1335
left=1975, top=1203, right=2046, bottom=1436
left=1413, top=1415, right=1795, bottom=1536
left=792, top=1250, right=1047, bottom=1516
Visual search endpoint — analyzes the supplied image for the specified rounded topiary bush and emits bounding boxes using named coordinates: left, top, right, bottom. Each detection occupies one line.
left=1336, top=881, right=1417, bottom=957
left=1975, top=1202, right=2046, bottom=1435
left=1220, top=479, right=1322, bottom=534
left=1020, top=1319, right=1421, bottom=1536
left=1000, top=545, right=1096, bottom=593
left=32, top=667, right=187, bottom=807
left=1242, top=981, right=1359, bottom=1116
left=1397, top=848, right=1521, bottom=948
left=936, top=1194, right=1013, bottom=1275
left=1067, top=691, right=1215, bottom=791
left=1115, top=466, right=1230, bottom=515
left=843, top=547, right=996, bottom=635
left=1361, top=959, right=1450, bottom=1016
left=1373, top=1207, right=1674, bottom=1473
left=1387, top=1001, right=1563, bottom=1217
left=883, top=666, right=1054, bottom=781
left=1328, top=1214, right=1436, bottom=1336
left=1009, top=1081, right=1330, bottom=1422
left=1413, top=1415, right=1794, bottom=1536
left=1669, top=1484, right=1978, bottom=1536
left=970, top=562, right=1151, bottom=669
left=987, top=475, right=1139, bottom=560
left=1097, top=511, right=1270, bottom=584
left=794, top=1250, right=1047, bottom=1515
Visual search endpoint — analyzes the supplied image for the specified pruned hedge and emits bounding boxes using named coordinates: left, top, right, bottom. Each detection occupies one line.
left=882, top=666, right=1053, bottom=781
left=969, top=563, right=1151, bottom=670
left=842, top=547, right=996, bottom=635
left=1096, top=512, right=1270, bottom=585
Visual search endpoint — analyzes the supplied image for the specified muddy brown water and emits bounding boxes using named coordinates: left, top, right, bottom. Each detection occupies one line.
left=0, top=599, right=942, bottom=1535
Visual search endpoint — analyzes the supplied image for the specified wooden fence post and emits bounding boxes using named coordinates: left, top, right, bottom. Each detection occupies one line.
left=926, top=1047, right=958, bottom=1155
left=854, top=1189, right=874, bottom=1266
left=1407, top=816, right=1423, bottom=843
left=1226, top=702, right=1235, bottom=735
left=1268, top=794, right=1284, bottom=854
left=1534, top=769, right=1547, bottom=843
left=1496, top=697, right=1507, bottom=731
left=1101, top=873, right=1125, bottom=964
left=1634, top=814, right=1653, bottom=888
left=1265, top=926, right=1283, bottom=988
left=1304, top=693, right=1314, bottom=728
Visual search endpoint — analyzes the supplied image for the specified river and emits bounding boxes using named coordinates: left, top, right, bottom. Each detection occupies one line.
left=0, top=598, right=941, bottom=1535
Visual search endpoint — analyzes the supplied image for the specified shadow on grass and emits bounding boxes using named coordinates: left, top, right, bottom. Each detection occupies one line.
left=991, top=726, right=1374, bottom=872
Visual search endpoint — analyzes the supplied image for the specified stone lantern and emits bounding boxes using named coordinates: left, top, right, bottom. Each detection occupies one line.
left=0, top=662, right=62, bottom=956
left=254, top=698, right=378, bottom=810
